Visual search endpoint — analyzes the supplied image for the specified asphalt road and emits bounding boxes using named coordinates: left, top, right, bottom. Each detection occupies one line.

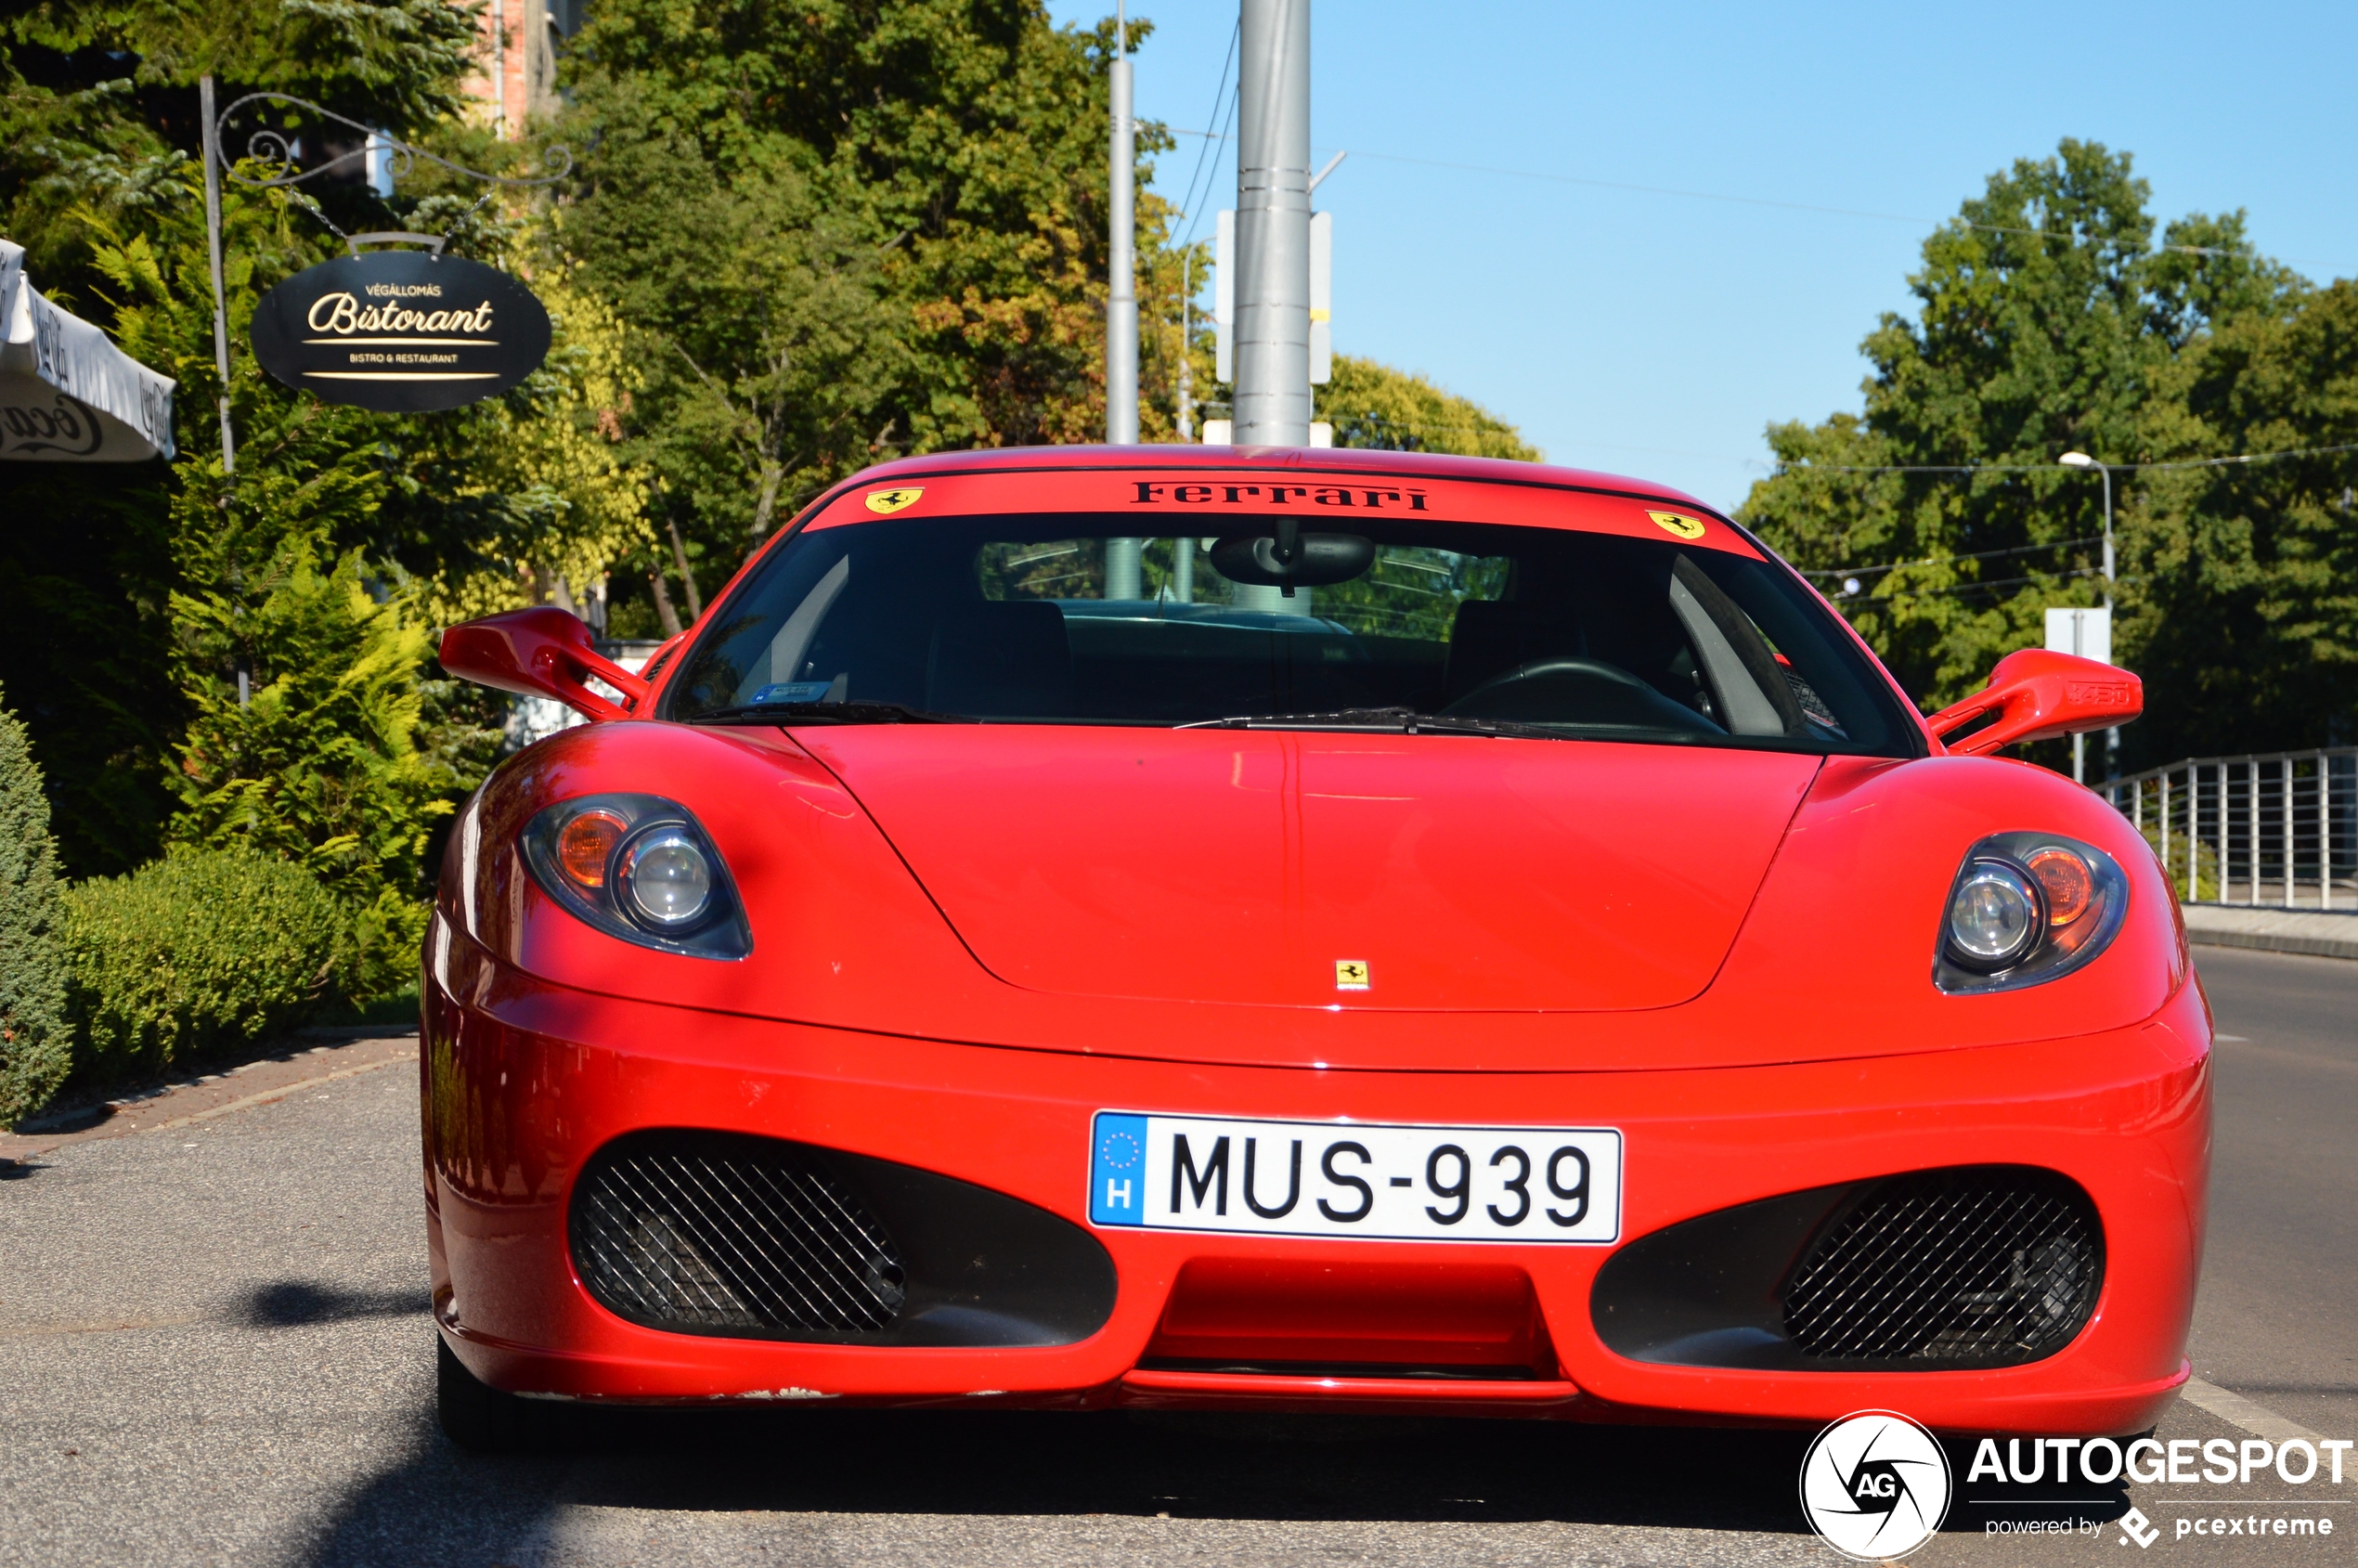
left=2, top=945, right=2352, bottom=1566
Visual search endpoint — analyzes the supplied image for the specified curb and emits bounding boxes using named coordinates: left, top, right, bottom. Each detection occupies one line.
left=10, top=1021, right=416, bottom=1135
left=2185, top=927, right=2358, bottom=962
left=123, top=1049, right=417, bottom=1140
left=1, top=1031, right=419, bottom=1161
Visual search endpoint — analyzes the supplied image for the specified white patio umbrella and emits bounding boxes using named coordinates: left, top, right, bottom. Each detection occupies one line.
left=0, top=238, right=176, bottom=461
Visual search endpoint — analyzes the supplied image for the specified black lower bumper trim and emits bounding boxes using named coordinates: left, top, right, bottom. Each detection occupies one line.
left=1136, top=1358, right=1541, bottom=1381
left=1589, top=1165, right=2105, bottom=1371
left=570, top=1129, right=1117, bottom=1348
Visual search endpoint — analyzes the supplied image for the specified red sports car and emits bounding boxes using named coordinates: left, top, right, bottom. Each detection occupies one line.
left=424, top=446, right=2205, bottom=1451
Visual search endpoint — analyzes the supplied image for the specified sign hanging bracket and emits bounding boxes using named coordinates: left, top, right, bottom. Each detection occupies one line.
left=196, top=91, right=575, bottom=443
left=210, top=92, right=573, bottom=196
left=343, top=232, right=450, bottom=258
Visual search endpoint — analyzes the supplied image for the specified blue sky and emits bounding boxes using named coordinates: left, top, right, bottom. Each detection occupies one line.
left=1046, top=1, right=2358, bottom=512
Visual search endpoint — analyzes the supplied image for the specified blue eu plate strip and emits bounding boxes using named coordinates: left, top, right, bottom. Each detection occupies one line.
left=1089, top=1112, right=1149, bottom=1225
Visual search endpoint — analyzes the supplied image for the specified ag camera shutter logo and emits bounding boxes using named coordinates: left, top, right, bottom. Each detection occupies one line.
left=1799, top=1410, right=1953, bottom=1560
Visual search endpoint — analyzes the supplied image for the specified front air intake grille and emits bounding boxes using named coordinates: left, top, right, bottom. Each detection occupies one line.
left=1781, top=1167, right=2102, bottom=1366
left=572, top=1132, right=905, bottom=1336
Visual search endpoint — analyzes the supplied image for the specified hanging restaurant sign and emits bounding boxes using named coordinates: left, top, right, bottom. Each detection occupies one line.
left=249, top=249, right=551, bottom=413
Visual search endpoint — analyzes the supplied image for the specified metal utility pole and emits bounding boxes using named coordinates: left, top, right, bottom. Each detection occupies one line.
left=2060, top=451, right=2118, bottom=778
left=1176, top=254, right=1195, bottom=444
left=1105, top=5, right=1137, bottom=446
left=199, top=74, right=236, bottom=474
left=1233, top=0, right=1311, bottom=447
left=1170, top=253, right=1196, bottom=603
left=1104, top=3, right=1142, bottom=598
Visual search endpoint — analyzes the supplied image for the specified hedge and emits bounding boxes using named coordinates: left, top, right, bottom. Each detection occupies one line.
left=60, top=846, right=350, bottom=1085
left=0, top=692, right=70, bottom=1127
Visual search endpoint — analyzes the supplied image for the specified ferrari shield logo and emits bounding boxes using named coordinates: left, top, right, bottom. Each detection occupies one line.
left=865, top=486, right=925, bottom=514
left=1648, top=510, right=1707, bottom=540
left=1335, top=960, right=1370, bottom=991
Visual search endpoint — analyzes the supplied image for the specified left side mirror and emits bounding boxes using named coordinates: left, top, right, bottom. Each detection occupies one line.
left=439, top=607, right=652, bottom=722
left=1925, top=649, right=2141, bottom=758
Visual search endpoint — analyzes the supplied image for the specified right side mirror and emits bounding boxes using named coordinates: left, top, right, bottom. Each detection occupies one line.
left=439, top=607, right=652, bottom=723
left=1925, top=649, right=2141, bottom=757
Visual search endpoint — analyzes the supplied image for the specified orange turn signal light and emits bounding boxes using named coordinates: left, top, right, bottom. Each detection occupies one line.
left=2027, top=847, right=2093, bottom=927
left=557, top=810, right=628, bottom=889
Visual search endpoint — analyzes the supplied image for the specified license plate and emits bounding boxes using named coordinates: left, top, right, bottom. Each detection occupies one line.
left=1087, top=1112, right=1622, bottom=1244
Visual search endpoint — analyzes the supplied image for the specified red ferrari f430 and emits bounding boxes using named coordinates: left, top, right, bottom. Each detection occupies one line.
left=424, top=447, right=2204, bottom=1450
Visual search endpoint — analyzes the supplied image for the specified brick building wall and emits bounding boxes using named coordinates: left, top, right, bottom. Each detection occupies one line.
left=458, top=0, right=562, bottom=138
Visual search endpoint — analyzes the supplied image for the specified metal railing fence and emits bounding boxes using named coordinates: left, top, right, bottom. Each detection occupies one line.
left=2102, top=747, right=2358, bottom=910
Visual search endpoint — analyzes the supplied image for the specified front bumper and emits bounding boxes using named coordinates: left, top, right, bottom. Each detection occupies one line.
left=423, top=926, right=2209, bottom=1435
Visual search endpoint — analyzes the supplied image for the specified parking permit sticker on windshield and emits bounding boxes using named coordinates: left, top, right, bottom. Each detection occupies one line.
left=1648, top=510, right=1708, bottom=539
left=865, top=486, right=925, bottom=513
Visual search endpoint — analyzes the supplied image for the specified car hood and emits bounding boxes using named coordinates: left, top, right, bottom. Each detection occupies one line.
left=794, top=726, right=1820, bottom=1011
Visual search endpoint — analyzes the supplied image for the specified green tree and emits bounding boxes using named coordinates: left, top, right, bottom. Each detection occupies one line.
left=556, top=0, right=1182, bottom=605
left=1, top=0, right=505, bottom=886
left=2125, top=281, right=2358, bottom=757
left=3, top=1, right=637, bottom=892
left=83, top=185, right=453, bottom=981
left=1739, top=140, right=2296, bottom=726
left=558, top=90, right=909, bottom=548
left=1316, top=355, right=1540, bottom=460
left=1, top=0, right=480, bottom=287
left=382, top=251, right=661, bottom=627
left=0, top=690, right=70, bottom=1126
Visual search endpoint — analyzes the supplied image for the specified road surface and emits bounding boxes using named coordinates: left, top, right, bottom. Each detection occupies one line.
left=3, top=946, right=2352, bottom=1565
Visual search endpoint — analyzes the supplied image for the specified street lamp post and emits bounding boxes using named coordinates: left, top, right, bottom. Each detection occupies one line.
left=2059, top=450, right=2117, bottom=779
left=1103, top=1, right=1142, bottom=599
left=1234, top=0, right=1312, bottom=447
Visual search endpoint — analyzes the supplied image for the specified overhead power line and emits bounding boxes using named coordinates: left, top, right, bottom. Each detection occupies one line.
left=1331, top=413, right=1522, bottom=438
left=1171, top=21, right=1238, bottom=252
left=1800, top=537, right=2102, bottom=580
left=1165, top=128, right=2248, bottom=259
left=1791, top=440, right=2358, bottom=474
left=1871, top=567, right=2109, bottom=603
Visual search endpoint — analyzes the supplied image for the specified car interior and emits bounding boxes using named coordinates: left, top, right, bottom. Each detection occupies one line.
left=667, top=513, right=1907, bottom=754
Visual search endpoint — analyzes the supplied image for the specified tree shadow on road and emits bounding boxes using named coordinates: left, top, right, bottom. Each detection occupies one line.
left=238, top=1280, right=431, bottom=1328
left=300, top=1390, right=1823, bottom=1565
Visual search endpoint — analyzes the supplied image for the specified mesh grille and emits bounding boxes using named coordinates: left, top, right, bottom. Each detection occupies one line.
left=1781, top=1168, right=2101, bottom=1365
left=572, top=1136, right=906, bottom=1335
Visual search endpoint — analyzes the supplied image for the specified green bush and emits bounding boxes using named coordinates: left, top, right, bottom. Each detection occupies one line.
left=61, top=846, right=350, bottom=1084
left=0, top=691, right=71, bottom=1126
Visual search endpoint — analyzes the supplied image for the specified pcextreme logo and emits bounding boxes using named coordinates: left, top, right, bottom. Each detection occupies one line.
left=1799, top=1410, right=1952, bottom=1561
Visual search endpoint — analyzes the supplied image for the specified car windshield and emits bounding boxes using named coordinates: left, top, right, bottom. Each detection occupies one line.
left=664, top=512, right=1916, bottom=756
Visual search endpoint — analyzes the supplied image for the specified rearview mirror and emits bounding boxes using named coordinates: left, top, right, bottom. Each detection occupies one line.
left=439, top=607, right=652, bottom=723
left=1211, top=529, right=1374, bottom=589
left=1924, top=649, right=2141, bottom=758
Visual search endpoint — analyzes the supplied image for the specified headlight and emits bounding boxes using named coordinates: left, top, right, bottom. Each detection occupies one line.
left=1934, top=831, right=2128, bottom=994
left=615, top=827, right=714, bottom=929
left=1947, top=861, right=2041, bottom=970
left=520, top=794, right=750, bottom=958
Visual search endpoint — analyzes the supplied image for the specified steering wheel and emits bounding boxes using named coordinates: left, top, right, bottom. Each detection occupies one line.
left=1439, top=655, right=1719, bottom=733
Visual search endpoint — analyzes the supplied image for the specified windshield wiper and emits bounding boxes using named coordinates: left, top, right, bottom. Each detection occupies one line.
left=1176, top=706, right=1570, bottom=740
left=690, top=700, right=972, bottom=726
